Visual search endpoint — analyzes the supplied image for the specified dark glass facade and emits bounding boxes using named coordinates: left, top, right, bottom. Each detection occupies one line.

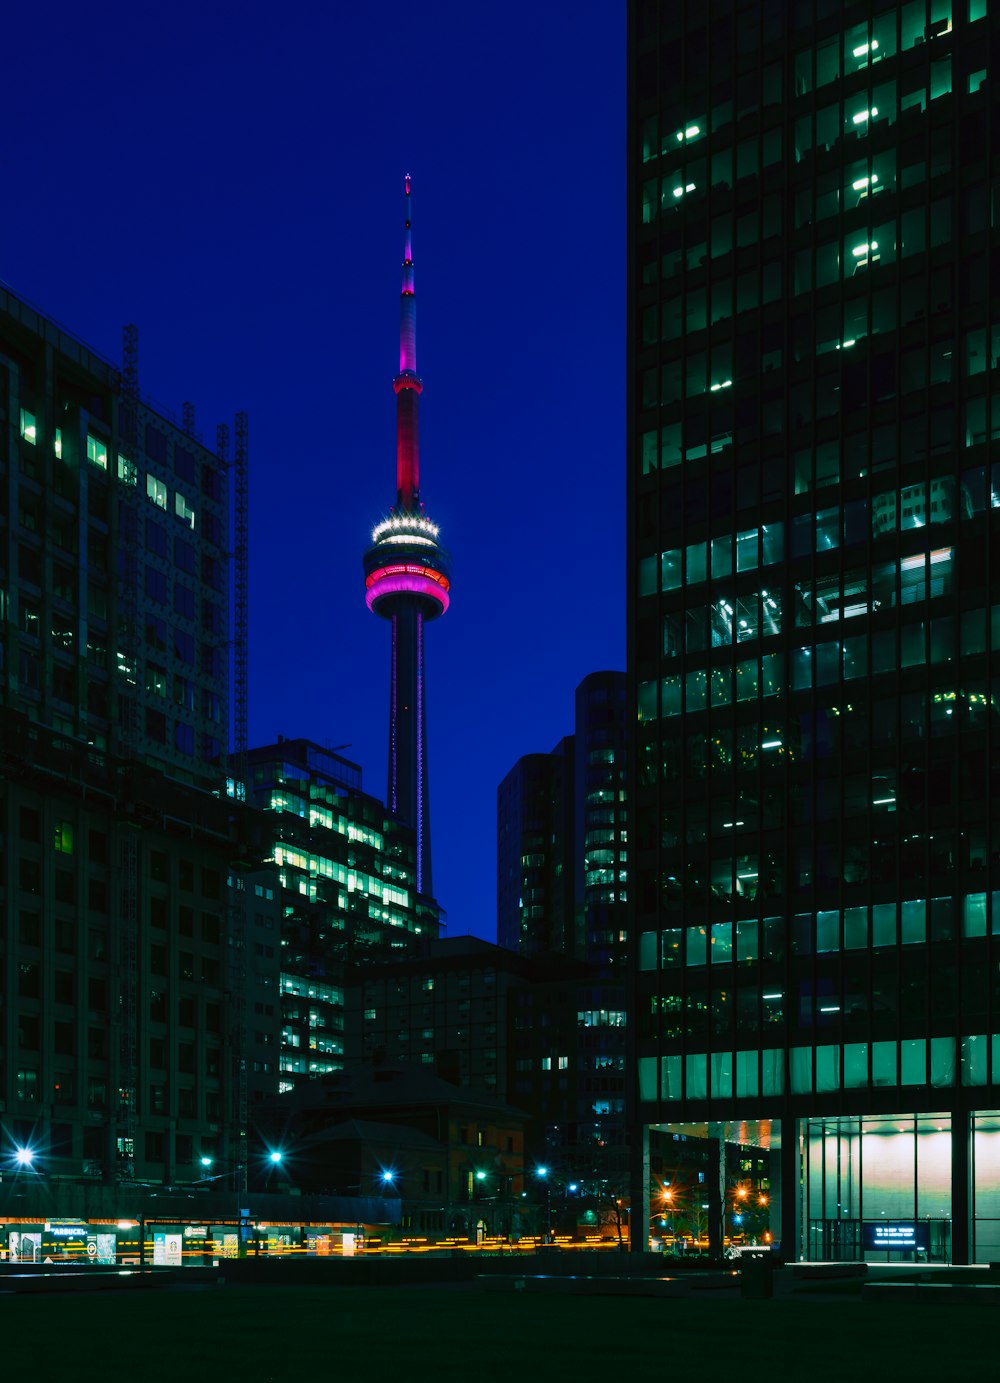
left=629, top=0, right=1000, bottom=1262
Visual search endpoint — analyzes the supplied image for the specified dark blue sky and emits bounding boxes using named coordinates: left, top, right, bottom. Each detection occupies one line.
left=3, top=1, right=625, bottom=940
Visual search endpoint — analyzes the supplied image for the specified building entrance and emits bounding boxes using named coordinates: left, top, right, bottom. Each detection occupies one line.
left=804, top=1113, right=951, bottom=1263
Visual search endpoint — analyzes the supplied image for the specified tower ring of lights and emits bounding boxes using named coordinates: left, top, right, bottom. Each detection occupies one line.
left=364, top=513, right=450, bottom=618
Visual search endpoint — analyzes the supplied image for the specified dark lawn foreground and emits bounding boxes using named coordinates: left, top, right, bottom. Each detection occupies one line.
left=0, top=1283, right=991, bottom=1383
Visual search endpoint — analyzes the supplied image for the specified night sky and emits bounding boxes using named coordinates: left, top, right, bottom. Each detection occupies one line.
left=3, top=1, right=625, bottom=941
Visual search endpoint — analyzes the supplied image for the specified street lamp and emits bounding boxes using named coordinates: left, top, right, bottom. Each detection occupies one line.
left=14, top=1147, right=34, bottom=1168
left=534, top=1166, right=551, bottom=1244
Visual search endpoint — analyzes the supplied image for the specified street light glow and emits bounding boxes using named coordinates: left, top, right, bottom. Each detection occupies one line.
left=14, top=1147, right=34, bottom=1167
left=475, top=1170, right=487, bottom=1181
left=536, top=1165, right=548, bottom=1178
left=200, top=1156, right=214, bottom=1168
left=382, top=1170, right=396, bottom=1183
left=269, top=1151, right=283, bottom=1165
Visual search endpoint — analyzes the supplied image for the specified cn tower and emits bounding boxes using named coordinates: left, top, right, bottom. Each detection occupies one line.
left=363, top=177, right=450, bottom=898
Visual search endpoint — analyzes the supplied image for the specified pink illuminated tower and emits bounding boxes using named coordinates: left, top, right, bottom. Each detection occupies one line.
left=363, top=177, right=450, bottom=898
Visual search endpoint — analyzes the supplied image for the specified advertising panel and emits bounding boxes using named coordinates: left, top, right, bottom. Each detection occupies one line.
left=86, top=1233, right=116, bottom=1264
left=152, top=1231, right=184, bottom=1266
left=9, top=1232, right=42, bottom=1263
left=862, top=1222, right=930, bottom=1252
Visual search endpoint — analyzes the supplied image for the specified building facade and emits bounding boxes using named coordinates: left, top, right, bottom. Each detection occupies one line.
left=246, top=738, right=441, bottom=1095
left=496, top=672, right=629, bottom=1202
left=498, top=672, right=628, bottom=970
left=629, top=0, right=1000, bottom=1262
left=0, top=286, right=254, bottom=1192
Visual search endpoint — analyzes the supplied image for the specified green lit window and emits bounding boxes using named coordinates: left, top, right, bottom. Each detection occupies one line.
left=901, top=1039, right=926, bottom=1085
left=662, top=675, right=682, bottom=717
left=845, top=21, right=887, bottom=70
left=791, top=1047, right=812, bottom=1095
left=175, top=492, right=195, bottom=529
left=86, top=434, right=108, bottom=469
left=661, top=549, right=681, bottom=591
left=19, top=409, right=36, bottom=444
left=54, top=821, right=74, bottom=854
left=671, top=118, right=705, bottom=147
left=146, top=474, right=167, bottom=508
left=54, top=428, right=62, bottom=459
left=117, top=454, right=137, bottom=485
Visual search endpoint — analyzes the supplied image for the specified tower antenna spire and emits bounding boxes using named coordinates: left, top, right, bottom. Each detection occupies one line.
left=396, top=173, right=421, bottom=508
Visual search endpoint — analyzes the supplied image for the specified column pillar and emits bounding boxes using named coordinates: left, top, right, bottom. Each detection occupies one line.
left=779, top=1118, right=800, bottom=1263
left=629, top=1122, right=649, bottom=1254
left=951, top=1111, right=970, bottom=1265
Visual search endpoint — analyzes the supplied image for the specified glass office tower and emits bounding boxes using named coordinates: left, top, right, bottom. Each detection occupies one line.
left=628, top=0, right=1000, bottom=1262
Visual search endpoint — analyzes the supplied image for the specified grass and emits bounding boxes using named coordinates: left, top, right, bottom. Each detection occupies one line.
left=0, top=1282, right=995, bottom=1382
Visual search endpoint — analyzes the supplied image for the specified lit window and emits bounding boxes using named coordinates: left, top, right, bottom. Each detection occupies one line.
left=175, top=493, right=196, bottom=529
left=118, top=454, right=137, bottom=485
left=54, top=429, right=63, bottom=460
left=19, top=409, right=36, bottom=444
left=146, top=475, right=167, bottom=509
left=86, top=435, right=108, bottom=470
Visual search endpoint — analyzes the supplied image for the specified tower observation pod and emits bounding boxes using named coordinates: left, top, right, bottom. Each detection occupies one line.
left=363, top=176, right=450, bottom=898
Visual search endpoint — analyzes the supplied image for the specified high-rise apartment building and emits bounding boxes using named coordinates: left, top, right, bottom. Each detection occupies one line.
left=0, top=286, right=251, bottom=1192
left=629, top=0, right=999, bottom=1263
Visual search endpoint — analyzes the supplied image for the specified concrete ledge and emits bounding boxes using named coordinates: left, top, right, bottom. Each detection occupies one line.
left=863, top=1282, right=1000, bottom=1305
left=0, top=1268, right=217, bottom=1295
left=477, top=1273, right=738, bottom=1298
left=792, top=1263, right=867, bottom=1281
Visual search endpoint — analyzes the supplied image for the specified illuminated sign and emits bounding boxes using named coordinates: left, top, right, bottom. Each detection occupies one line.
left=862, top=1222, right=929, bottom=1251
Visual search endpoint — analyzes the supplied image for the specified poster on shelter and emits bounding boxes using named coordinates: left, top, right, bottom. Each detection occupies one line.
left=86, top=1233, right=116, bottom=1264
left=153, top=1232, right=183, bottom=1266
left=9, top=1232, right=41, bottom=1263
